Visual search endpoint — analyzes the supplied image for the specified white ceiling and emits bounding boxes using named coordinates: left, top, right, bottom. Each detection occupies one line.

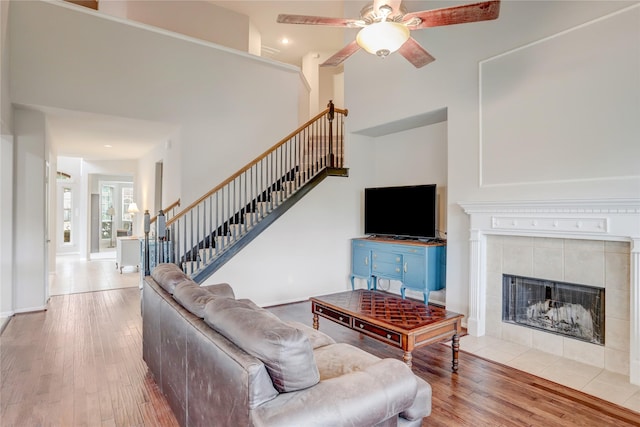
left=49, top=0, right=351, bottom=162
left=44, top=107, right=179, bottom=161
left=210, top=1, right=348, bottom=66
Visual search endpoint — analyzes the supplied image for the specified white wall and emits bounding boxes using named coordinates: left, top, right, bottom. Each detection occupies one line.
left=137, top=140, right=168, bottom=219
left=123, top=0, right=251, bottom=53
left=344, top=0, right=640, bottom=318
left=0, top=0, right=11, bottom=136
left=371, top=122, right=448, bottom=235
left=0, top=0, right=14, bottom=315
left=96, top=0, right=127, bottom=19
left=13, top=108, right=47, bottom=313
left=9, top=0, right=307, bottom=233
left=302, top=51, right=344, bottom=116
left=207, top=175, right=362, bottom=306
left=0, top=135, right=13, bottom=318
left=480, top=6, right=639, bottom=186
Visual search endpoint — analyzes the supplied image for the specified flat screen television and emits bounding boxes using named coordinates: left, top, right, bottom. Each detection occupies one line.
left=364, top=184, right=437, bottom=240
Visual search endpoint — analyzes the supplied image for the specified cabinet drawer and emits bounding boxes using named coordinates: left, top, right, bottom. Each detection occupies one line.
left=353, top=319, right=401, bottom=346
left=403, top=246, right=426, bottom=256
left=372, top=261, right=402, bottom=279
left=313, top=303, right=351, bottom=326
left=372, top=251, right=402, bottom=264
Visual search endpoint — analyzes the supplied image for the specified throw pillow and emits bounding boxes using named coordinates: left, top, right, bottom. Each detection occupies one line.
left=151, top=263, right=189, bottom=294
left=203, top=297, right=320, bottom=393
left=201, top=282, right=235, bottom=299
left=173, top=281, right=225, bottom=318
left=285, top=321, right=335, bottom=350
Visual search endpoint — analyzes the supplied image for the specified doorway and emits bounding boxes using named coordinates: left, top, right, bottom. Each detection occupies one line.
left=94, top=180, right=134, bottom=254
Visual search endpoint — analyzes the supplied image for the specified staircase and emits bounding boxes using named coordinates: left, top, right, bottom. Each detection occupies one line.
left=144, top=102, right=348, bottom=284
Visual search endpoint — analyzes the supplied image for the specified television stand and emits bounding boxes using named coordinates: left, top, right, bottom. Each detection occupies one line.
left=350, top=237, right=446, bottom=304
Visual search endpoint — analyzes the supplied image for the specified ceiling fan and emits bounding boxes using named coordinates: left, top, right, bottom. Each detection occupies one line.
left=277, top=0, right=501, bottom=68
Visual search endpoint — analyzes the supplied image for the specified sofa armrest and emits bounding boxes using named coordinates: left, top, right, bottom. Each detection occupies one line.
left=251, top=358, right=419, bottom=427
left=400, top=376, right=432, bottom=420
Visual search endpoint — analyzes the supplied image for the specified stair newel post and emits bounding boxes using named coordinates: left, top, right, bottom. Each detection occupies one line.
left=327, top=100, right=335, bottom=168
left=143, top=210, right=151, bottom=276
left=157, top=210, right=166, bottom=265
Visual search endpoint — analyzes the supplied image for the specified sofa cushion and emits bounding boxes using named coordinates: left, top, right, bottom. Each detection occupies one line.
left=313, top=343, right=380, bottom=381
left=173, top=281, right=228, bottom=318
left=204, top=297, right=320, bottom=393
left=151, top=263, right=189, bottom=294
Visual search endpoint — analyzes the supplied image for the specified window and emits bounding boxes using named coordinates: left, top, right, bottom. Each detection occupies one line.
left=62, top=187, right=72, bottom=243
left=122, top=187, right=133, bottom=232
left=100, top=182, right=133, bottom=239
left=101, top=185, right=114, bottom=240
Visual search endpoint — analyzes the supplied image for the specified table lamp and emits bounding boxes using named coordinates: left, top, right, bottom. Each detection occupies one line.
left=127, top=202, right=139, bottom=236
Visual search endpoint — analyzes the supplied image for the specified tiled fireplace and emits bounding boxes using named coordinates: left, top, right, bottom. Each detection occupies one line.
left=459, top=199, right=640, bottom=385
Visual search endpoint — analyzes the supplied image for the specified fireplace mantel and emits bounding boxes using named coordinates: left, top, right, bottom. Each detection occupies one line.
left=458, top=198, right=640, bottom=385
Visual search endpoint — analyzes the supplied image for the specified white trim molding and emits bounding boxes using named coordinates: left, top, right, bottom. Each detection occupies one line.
left=459, top=198, right=640, bottom=385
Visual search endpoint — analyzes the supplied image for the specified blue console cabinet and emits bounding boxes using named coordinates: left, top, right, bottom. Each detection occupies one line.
left=350, top=237, right=446, bottom=304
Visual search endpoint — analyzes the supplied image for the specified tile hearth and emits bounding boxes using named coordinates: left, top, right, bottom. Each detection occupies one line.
left=459, top=334, right=640, bottom=413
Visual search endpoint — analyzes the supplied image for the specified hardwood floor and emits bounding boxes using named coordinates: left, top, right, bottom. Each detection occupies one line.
left=2, top=287, right=639, bottom=426
left=0, top=288, right=179, bottom=427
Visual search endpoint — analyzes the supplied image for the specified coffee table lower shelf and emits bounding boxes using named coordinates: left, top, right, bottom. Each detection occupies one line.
left=310, top=290, right=463, bottom=371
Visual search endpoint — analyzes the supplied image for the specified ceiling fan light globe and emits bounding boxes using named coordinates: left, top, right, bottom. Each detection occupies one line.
left=356, top=22, right=410, bottom=57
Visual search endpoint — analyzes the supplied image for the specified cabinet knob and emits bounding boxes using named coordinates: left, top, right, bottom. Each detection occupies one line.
left=318, top=308, right=323, bottom=313
left=395, top=268, right=400, bottom=273
left=386, top=334, right=391, bottom=339
left=365, top=256, right=368, bottom=266
left=404, top=263, right=407, bottom=273
left=396, top=257, right=400, bottom=262
left=359, top=323, right=364, bottom=328
left=339, top=316, right=343, bottom=321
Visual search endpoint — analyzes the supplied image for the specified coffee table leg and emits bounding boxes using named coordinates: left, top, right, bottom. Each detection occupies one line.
left=313, top=313, right=319, bottom=330
left=451, top=333, right=459, bottom=373
left=403, top=351, right=413, bottom=368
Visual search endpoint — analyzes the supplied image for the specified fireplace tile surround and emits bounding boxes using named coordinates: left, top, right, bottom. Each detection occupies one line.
left=487, top=236, right=626, bottom=371
left=459, top=199, right=640, bottom=386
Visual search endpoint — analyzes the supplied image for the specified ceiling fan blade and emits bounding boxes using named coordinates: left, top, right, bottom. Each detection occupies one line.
left=403, top=0, right=501, bottom=29
left=277, top=14, right=362, bottom=28
left=373, top=0, right=403, bottom=16
left=320, top=41, right=361, bottom=67
left=398, top=37, right=436, bottom=68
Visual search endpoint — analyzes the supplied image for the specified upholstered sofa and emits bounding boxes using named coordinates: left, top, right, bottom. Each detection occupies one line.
left=142, top=263, right=432, bottom=427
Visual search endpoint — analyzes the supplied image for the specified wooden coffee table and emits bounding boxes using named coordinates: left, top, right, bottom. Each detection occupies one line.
left=310, top=290, right=463, bottom=371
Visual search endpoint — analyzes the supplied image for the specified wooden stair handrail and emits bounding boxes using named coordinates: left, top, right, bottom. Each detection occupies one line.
left=149, top=199, right=181, bottom=223
left=166, top=105, right=348, bottom=227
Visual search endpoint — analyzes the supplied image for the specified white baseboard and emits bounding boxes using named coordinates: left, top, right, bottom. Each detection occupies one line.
left=0, top=315, right=13, bottom=334
left=13, top=305, right=47, bottom=314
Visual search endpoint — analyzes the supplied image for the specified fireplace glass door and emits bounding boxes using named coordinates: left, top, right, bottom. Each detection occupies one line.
left=502, top=274, right=605, bottom=345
